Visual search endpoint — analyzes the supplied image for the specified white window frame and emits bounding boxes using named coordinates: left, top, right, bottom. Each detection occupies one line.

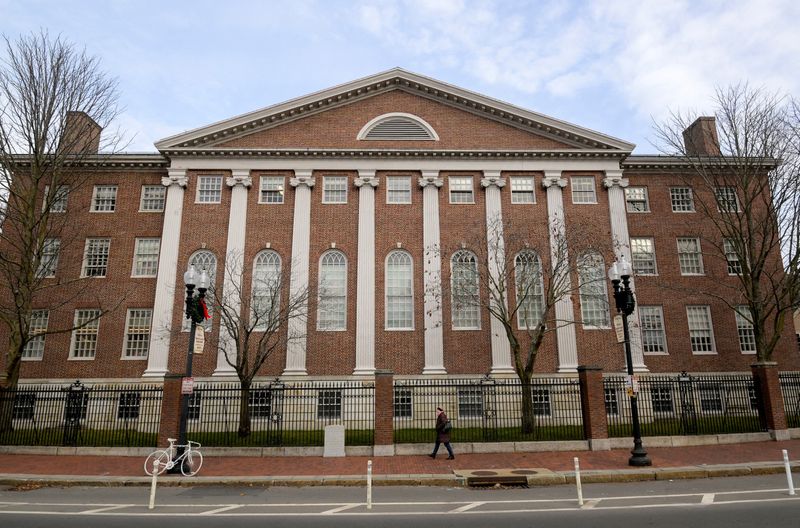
left=571, top=176, right=597, bottom=204
left=687, top=305, right=716, bottom=355
left=735, top=306, right=756, bottom=355
left=630, top=237, right=657, bottom=275
left=91, top=185, right=118, bottom=212
left=449, top=176, right=474, bottom=204
left=317, top=250, right=347, bottom=330
left=677, top=237, right=704, bottom=275
left=385, top=250, right=414, bottom=330
left=510, top=176, right=536, bottom=204
left=81, top=238, right=111, bottom=278
left=251, top=250, right=282, bottom=331
left=196, top=175, right=223, bottom=203
left=132, top=238, right=160, bottom=277
left=259, top=176, right=285, bottom=204
left=69, top=309, right=100, bottom=360
left=670, top=187, right=694, bottom=212
left=624, top=186, right=650, bottom=212
left=386, top=176, right=412, bottom=204
left=515, top=251, right=545, bottom=330
left=715, top=186, right=740, bottom=212
left=577, top=251, right=610, bottom=328
left=43, top=185, right=69, bottom=213
left=322, top=175, right=348, bottom=204
left=139, top=185, right=166, bottom=212
left=451, top=249, right=480, bottom=330
left=393, top=388, right=413, bottom=419
left=639, top=306, right=668, bottom=355
left=122, top=308, right=152, bottom=359
left=37, top=238, right=60, bottom=278
left=724, top=238, right=742, bottom=275
left=22, top=310, right=49, bottom=361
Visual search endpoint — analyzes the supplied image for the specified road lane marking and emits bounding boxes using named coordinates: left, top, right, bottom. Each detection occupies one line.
left=200, top=505, right=241, bottom=515
left=79, top=505, right=132, bottom=514
left=581, top=499, right=600, bottom=509
left=701, top=494, right=714, bottom=504
left=449, top=502, right=484, bottom=513
left=322, top=504, right=360, bottom=514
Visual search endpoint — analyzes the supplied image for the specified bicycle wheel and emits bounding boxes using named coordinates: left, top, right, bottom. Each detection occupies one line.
left=144, top=450, right=171, bottom=476
left=180, top=449, right=203, bottom=476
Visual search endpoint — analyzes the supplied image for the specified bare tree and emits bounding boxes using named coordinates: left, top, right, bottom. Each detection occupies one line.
left=434, top=216, right=608, bottom=434
left=653, top=85, right=800, bottom=363
left=0, top=31, right=124, bottom=401
left=204, top=251, right=311, bottom=438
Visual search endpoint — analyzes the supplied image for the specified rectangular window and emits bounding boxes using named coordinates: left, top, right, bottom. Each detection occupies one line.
left=604, top=388, right=619, bottom=416
left=70, top=309, right=100, bottom=359
left=140, top=185, right=166, bottom=212
left=510, top=176, right=535, bottom=204
left=249, top=389, right=272, bottom=419
left=625, top=186, right=649, bottom=212
left=449, top=176, right=474, bottom=203
left=630, top=237, right=657, bottom=275
left=132, top=238, right=160, bottom=277
left=533, top=388, right=551, bottom=416
left=393, top=388, right=413, bottom=418
left=117, top=392, right=141, bottom=420
left=37, top=238, right=60, bottom=278
left=735, top=306, right=756, bottom=354
left=44, top=185, right=69, bottom=213
left=571, top=176, right=597, bottom=204
left=259, top=176, right=285, bottom=204
left=123, top=309, right=152, bottom=358
left=317, top=389, right=342, bottom=419
left=82, top=238, right=110, bottom=277
left=687, top=305, right=716, bottom=354
left=700, top=385, right=723, bottom=413
left=12, top=392, right=36, bottom=420
left=715, top=187, right=739, bottom=212
left=724, top=238, right=742, bottom=274
left=22, top=310, right=49, bottom=360
left=322, top=176, right=348, bottom=203
left=639, top=306, right=667, bottom=354
left=458, top=387, right=483, bottom=418
left=670, top=187, right=694, bottom=212
left=386, top=176, right=412, bottom=204
left=187, top=391, right=202, bottom=421
left=91, top=185, right=118, bottom=212
left=651, top=386, right=674, bottom=414
left=196, top=175, right=222, bottom=203
left=677, top=237, right=704, bottom=275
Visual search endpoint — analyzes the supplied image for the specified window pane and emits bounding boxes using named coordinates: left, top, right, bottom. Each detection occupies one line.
left=571, top=176, right=596, bottom=203
left=451, top=250, right=479, bottom=328
left=92, top=185, right=117, bottom=212
left=625, top=186, right=649, bottom=212
left=449, top=176, right=474, bottom=203
left=260, top=176, right=285, bottom=204
left=83, top=238, right=110, bottom=277
left=515, top=251, right=544, bottom=329
left=387, top=176, right=412, bottom=204
left=687, top=306, right=715, bottom=353
left=639, top=306, right=667, bottom=353
left=386, top=251, right=413, bottom=329
left=511, top=176, right=535, bottom=203
left=71, top=309, right=100, bottom=358
left=724, top=238, right=742, bottom=274
left=578, top=252, right=610, bottom=327
left=677, top=237, right=704, bottom=275
left=252, top=250, right=282, bottom=331
left=670, top=187, right=694, bottom=212
left=140, top=185, right=166, bottom=211
left=323, top=176, right=348, bottom=203
left=197, top=176, right=222, bottom=203
left=38, top=238, right=60, bottom=278
left=735, top=306, right=756, bottom=353
left=318, top=251, right=347, bottom=330
left=22, top=310, right=49, bottom=359
left=631, top=238, right=656, bottom=275
left=133, top=238, right=160, bottom=277
left=124, top=309, right=152, bottom=358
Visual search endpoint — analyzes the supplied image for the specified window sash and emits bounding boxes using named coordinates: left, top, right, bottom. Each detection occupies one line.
left=92, top=185, right=117, bottom=212
left=83, top=238, right=110, bottom=277
left=724, top=238, right=742, bottom=274
left=38, top=238, right=60, bottom=278
left=639, top=306, right=667, bottom=354
left=510, top=176, right=535, bottom=203
left=735, top=306, right=756, bottom=353
left=670, top=187, right=694, bottom=212
left=451, top=252, right=480, bottom=329
left=22, top=310, right=49, bottom=359
left=140, top=185, right=166, bottom=211
left=715, top=187, right=739, bottom=212
left=259, top=176, right=285, bottom=204
left=625, top=186, right=649, bottom=212
left=393, top=388, right=413, bottom=418
left=197, top=176, right=222, bottom=203
left=317, top=390, right=342, bottom=419
left=386, top=252, right=413, bottom=329
left=133, top=238, right=160, bottom=277
left=571, top=176, right=596, bottom=203
left=386, top=176, right=412, bottom=204
left=631, top=238, right=656, bottom=275
left=318, top=252, right=347, bottom=330
left=124, top=309, right=152, bottom=358
left=70, top=309, right=100, bottom=359
left=677, top=237, right=704, bottom=275
left=449, top=176, right=474, bottom=203
left=578, top=254, right=610, bottom=328
left=44, top=185, right=69, bottom=213
left=458, top=388, right=483, bottom=417
left=323, top=176, right=348, bottom=203
left=687, top=306, right=715, bottom=353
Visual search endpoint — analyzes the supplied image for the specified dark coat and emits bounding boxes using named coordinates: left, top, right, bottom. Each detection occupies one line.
left=435, top=411, right=451, bottom=443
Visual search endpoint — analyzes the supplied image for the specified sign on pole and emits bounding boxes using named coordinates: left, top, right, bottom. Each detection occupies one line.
left=181, top=377, right=194, bottom=395
left=613, top=315, right=625, bottom=343
left=193, top=329, right=204, bottom=355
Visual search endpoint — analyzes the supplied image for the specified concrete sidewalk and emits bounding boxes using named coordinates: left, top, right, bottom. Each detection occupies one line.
left=1, top=438, right=799, bottom=488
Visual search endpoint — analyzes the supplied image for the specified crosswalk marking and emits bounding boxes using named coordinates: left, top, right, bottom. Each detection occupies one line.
left=449, top=502, right=484, bottom=513
left=701, top=494, right=715, bottom=504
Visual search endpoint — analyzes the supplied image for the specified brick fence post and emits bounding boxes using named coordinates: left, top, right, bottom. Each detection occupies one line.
left=578, top=365, right=610, bottom=451
left=157, top=374, right=183, bottom=448
left=751, top=361, right=789, bottom=441
left=373, top=369, right=395, bottom=456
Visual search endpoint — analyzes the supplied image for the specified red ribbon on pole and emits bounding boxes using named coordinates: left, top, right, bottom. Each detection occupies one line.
left=199, top=299, right=210, bottom=320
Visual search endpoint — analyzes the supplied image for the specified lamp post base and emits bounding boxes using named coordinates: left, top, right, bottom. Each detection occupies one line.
left=629, top=442, right=652, bottom=467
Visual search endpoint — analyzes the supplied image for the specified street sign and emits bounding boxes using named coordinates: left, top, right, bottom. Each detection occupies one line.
left=181, top=377, right=194, bottom=394
left=193, top=329, right=204, bottom=355
left=626, top=374, right=639, bottom=397
left=613, top=315, right=625, bottom=343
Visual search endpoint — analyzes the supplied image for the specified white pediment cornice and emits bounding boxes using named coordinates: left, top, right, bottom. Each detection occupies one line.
left=155, top=68, right=635, bottom=152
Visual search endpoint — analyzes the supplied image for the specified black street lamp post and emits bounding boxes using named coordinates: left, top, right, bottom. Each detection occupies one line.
left=608, top=256, right=651, bottom=467
left=168, top=264, right=209, bottom=473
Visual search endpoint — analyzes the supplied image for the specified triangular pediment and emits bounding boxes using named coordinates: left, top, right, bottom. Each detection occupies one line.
left=156, top=68, right=634, bottom=154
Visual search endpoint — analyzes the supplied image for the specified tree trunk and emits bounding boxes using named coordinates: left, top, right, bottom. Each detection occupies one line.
left=238, top=383, right=252, bottom=438
left=520, top=374, right=535, bottom=435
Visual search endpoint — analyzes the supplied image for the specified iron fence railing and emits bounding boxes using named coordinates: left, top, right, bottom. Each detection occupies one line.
left=604, top=373, right=764, bottom=437
left=186, top=380, right=374, bottom=447
left=0, top=380, right=162, bottom=447
left=393, top=377, right=584, bottom=443
left=779, top=371, right=800, bottom=428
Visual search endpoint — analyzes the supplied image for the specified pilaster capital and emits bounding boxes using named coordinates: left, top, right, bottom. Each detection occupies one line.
left=290, top=169, right=315, bottom=189
left=603, top=170, right=629, bottom=189
left=542, top=170, right=567, bottom=189
left=162, top=168, right=188, bottom=188
left=227, top=169, right=253, bottom=189
left=481, top=170, right=506, bottom=189
left=418, top=170, right=443, bottom=189
left=354, top=169, right=379, bottom=188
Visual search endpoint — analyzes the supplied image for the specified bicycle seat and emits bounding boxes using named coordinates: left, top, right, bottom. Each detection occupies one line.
left=167, top=438, right=177, bottom=442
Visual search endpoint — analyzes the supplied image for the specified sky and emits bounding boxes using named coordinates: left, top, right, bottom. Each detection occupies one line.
left=1, top=0, right=798, bottom=154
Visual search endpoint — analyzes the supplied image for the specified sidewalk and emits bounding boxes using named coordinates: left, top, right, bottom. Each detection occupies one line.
left=2, top=438, right=799, bottom=487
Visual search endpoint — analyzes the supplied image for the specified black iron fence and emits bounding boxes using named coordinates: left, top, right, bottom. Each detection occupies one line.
left=0, top=381, right=162, bottom=447
left=186, top=380, right=375, bottom=447
left=605, top=373, right=764, bottom=437
left=779, top=372, right=800, bottom=428
left=393, top=377, right=584, bottom=443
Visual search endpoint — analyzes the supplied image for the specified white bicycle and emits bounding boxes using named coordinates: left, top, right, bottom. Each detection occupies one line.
left=144, top=438, right=203, bottom=476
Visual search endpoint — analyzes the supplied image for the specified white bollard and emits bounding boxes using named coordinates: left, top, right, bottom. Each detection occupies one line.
left=574, top=457, right=583, bottom=506
left=367, top=460, right=373, bottom=510
left=782, top=449, right=795, bottom=496
left=148, top=460, right=159, bottom=509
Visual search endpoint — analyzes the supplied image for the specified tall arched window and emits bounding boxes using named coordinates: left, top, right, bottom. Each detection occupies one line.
left=515, top=250, right=545, bottom=329
left=318, top=250, right=347, bottom=330
left=578, top=251, right=610, bottom=328
left=385, top=250, right=413, bottom=330
left=252, top=250, right=282, bottom=331
left=451, top=250, right=480, bottom=329
left=185, top=250, right=217, bottom=331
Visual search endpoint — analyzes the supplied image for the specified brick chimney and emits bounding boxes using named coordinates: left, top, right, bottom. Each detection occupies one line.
left=59, top=111, right=101, bottom=154
left=682, top=116, right=721, bottom=156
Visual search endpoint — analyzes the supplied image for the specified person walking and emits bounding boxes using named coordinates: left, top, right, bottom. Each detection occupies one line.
left=429, top=406, right=454, bottom=460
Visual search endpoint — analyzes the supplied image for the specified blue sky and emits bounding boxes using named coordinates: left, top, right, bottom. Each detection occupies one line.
left=2, top=0, right=798, bottom=153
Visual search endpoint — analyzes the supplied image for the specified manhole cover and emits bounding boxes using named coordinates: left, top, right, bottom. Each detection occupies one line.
left=510, top=469, right=538, bottom=475
left=471, top=470, right=499, bottom=476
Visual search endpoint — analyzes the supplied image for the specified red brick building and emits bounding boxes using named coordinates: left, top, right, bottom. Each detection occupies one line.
left=4, top=68, right=799, bottom=385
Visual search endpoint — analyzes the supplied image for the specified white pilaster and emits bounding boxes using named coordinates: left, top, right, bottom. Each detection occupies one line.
left=481, top=171, right=514, bottom=375
left=543, top=170, right=579, bottom=373
left=419, top=171, right=446, bottom=374
left=143, top=169, right=188, bottom=378
left=353, top=170, right=378, bottom=375
left=212, top=170, right=252, bottom=377
left=604, top=170, right=647, bottom=372
left=283, top=170, right=315, bottom=376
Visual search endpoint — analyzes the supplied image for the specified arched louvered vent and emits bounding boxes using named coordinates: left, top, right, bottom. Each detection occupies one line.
left=358, top=112, right=439, bottom=141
